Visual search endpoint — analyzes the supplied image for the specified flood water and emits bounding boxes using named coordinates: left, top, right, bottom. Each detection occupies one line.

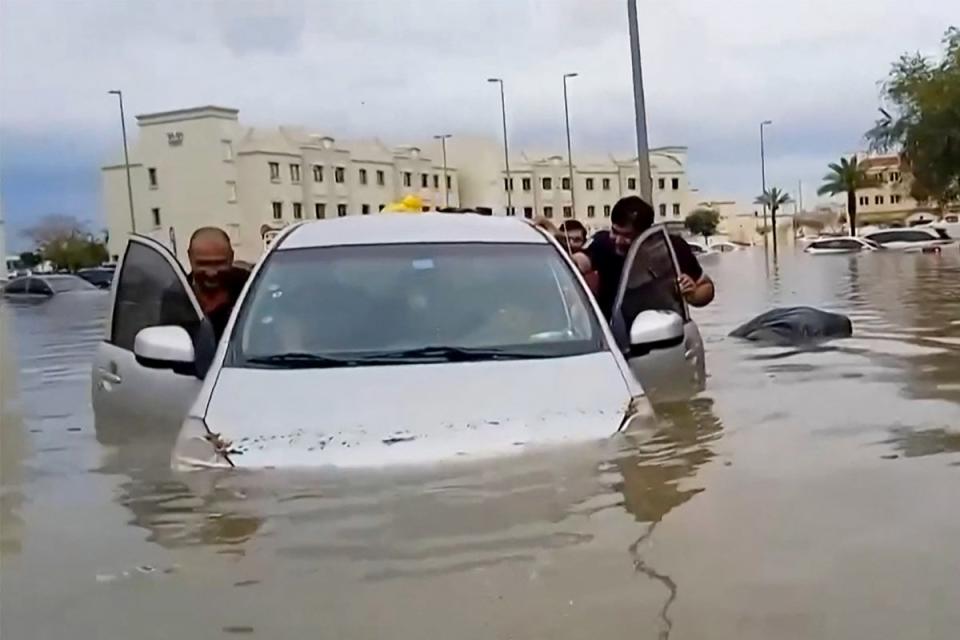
left=2, top=249, right=960, bottom=639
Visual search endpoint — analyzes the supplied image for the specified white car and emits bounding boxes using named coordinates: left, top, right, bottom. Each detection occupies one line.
left=804, top=237, right=881, bottom=254
left=863, top=227, right=955, bottom=252
left=92, top=215, right=706, bottom=469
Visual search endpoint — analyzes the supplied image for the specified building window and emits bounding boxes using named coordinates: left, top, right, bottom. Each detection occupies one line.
left=421, top=206, right=430, bottom=212
left=585, top=178, right=594, bottom=191
left=421, top=173, right=429, bottom=188
left=335, top=167, right=345, bottom=184
left=504, top=177, right=512, bottom=191
left=659, top=203, right=667, bottom=217
left=446, top=175, right=452, bottom=190
left=227, top=181, right=237, bottom=203
left=222, top=140, right=233, bottom=161
left=313, top=164, right=324, bottom=183
left=587, top=205, right=596, bottom=218
left=293, top=202, right=303, bottom=219
left=658, top=178, right=665, bottom=190
left=875, top=172, right=885, bottom=183
left=433, top=174, right=440, bottom=189
left=859, top=196, right=868, bottom=206
left=377, top=170, right=385, bottom=186
left=875, top=195, right=884, bottom=205
left=672, top=177, right=679, bottom=190
left=563, top=206, right=572, bottom=218
left=672, top=203, right=681, bottom=216
left=522, top=177, right=532, bottom=191
left=890, top=171, right=901, bottom=182
left=603, top=205, right=611, bottom=217
left=361, top=204, right=370, bottom=215
left=891, top=194, right=901, bottom=204
left=272, top=201, right=283, bottom=219
left=378, top=203, right=386, bottom=211
left=523, top=206, right=533, bottom=218
left=359, top=168, right=368, bottom=185
left=506, top=207, right=516, bottom=217
left=602, top=178, right=610, bottom=190
left=627, top=177, right=637, bottom=191
left=148, top=167, right=158, bottom=188
left=151, top=207, right=161, bottom=227
left=542, top=177, right=553, bottom=190
left=403, top=171, right=412, bottom=187
left=337, top=204, right=347, bottom=217
left=315, top=203, right=326, bottom=219
left=561, top=176, right=571, bottom=190
left=544, top=206, right=554, bottom=218
left=269, top=162, right=280, bottom=181
left=290, top=163, right=301, bottom=183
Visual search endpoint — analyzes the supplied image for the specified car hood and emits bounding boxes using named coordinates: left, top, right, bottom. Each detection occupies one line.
left=201, top=352, right=637, bottom=468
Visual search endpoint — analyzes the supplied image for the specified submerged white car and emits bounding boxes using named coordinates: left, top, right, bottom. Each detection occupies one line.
left=92, top=215, right=705, bottom=469
left=804, top=237, right=881, bottom=254
left=863, top=227, right=955, bottom=252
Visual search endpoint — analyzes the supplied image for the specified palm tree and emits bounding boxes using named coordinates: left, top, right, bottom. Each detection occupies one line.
left=754, top=187, right=793, bottom=225
left=816, top=156, right=875, bottom=236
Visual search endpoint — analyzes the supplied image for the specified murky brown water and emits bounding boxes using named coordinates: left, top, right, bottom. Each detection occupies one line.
left=2, top=249, right=960, bottom=639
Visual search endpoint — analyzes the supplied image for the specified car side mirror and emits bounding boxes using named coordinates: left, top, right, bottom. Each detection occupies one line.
left=134, top=325, right=197, bottom=376
left=629, top=310, right=685, bottom=356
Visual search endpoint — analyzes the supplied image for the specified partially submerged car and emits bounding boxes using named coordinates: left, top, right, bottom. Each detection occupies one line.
left=3, top=274, right=99, bottom=298
left=77, top=267, right=115, bottom=289
left=863, top=228, right=955, bottom=252
left=804, top=237, right=881, bottom=254
left=92, top=215, right=705, bottom=469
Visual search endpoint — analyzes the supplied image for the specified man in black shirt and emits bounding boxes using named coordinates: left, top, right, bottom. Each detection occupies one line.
left=161, top=227, right=249, bottom=340
left=573, top=196, right=714, bottom=318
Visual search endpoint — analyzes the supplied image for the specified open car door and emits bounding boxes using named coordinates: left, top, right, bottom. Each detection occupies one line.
left=611, top=226, right=705, bottom=399
left=92, top=236, right=204, bottom=444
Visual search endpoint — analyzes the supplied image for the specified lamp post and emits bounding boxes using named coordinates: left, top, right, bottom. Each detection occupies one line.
left=562, top=72, right=578, bottom=218
left=626, top=0, right=653, bottom=203
left=487, top=78, right=513, bottom=215
left=108, top=90, right=136, bottom=234
left=759, top=120, right=772, bottom=229
left=434, top=134, right=452, bottom=207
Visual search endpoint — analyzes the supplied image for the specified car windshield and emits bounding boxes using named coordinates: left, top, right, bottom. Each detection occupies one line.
left=46, top=276, right=96, bottom=292
left=226, top=242, right=605, bottom=367
left=934, top=228, right=952, bottom=240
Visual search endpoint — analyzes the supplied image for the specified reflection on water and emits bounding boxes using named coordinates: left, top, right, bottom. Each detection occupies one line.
left=2, top=250, right=960, bottom=639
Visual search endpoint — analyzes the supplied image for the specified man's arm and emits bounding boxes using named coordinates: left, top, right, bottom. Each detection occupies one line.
left=670, top=236, right=714, bottom=307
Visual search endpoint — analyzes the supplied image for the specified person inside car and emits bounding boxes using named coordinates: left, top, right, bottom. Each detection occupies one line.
left=572, top=196, right=714, bottom=318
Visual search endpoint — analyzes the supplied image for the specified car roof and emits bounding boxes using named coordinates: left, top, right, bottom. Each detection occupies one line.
left=278, top=214, right=549, bottom=250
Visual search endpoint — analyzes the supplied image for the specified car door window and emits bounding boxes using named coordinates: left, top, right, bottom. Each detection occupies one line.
left=27, top=278, right=53, bottom=295
left=110, top=238, right=201, bottom=351
left=4, top=278, right=27, bottom=294
left=611, top=227, right=687, bottom=340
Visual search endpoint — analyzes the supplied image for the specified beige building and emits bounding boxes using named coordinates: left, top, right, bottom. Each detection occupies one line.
left=103, top=105, right=699, bottom=263
left=437, top=136, right=695, bottom=231
left=855, top=153, right=959, bottom=226
left=102, top=106, right=460, bottom=263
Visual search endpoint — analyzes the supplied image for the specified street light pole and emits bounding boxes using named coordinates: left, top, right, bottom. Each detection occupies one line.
left=487, top=78, right=513, bottom=215
left=760, top=120, right=772, bottom=229
left=562, top=72, right=579, bottom=219
left=627, top=0, right=653, bottom=203
left=109, top=90, right=136, bottom=234
left=433, top=134, right=452, bottom=207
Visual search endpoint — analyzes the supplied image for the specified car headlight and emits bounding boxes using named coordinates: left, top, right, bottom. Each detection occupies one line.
left=171, top=416, right=234, bottom=471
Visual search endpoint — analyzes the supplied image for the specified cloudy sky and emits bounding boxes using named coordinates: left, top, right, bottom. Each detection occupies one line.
left=0, top=0, right=955, bottom=247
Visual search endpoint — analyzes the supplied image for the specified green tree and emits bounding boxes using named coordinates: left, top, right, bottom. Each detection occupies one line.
left=816, top=156, right=876, bottom=236
left=18, top=251, right=42, bottom=268
left=21, top=214, right=109, bottom=271
left=866, top=27, right=960, bottom=208
left=684, top=208, right=721, bottom=243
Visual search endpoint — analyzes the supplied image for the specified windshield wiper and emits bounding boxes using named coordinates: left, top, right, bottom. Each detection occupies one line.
left=244, top=352, right=365, bottom=369
left=358, top=345, right=554, bottom=362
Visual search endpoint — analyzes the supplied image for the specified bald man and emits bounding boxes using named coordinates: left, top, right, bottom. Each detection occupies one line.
left=161, top=227, right=249, bottom=339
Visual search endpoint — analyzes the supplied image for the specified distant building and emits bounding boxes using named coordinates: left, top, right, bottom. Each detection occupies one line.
left=102, top=106, right=699, bottom=262
left=102, top=106, right=461, bottom=263
left=855, top=153, right=959, bottom=226
left=438, top=136, right=695, bottom=232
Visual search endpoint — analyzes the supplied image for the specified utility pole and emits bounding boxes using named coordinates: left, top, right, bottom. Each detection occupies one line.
left=627, top=0, right=653, bottom=203
left=434, top=134, right=452, bottom=207
left=487, top=78, right=513, bottom=215
left=109, top=90, right=136, bottom=234
left=562, top=72, right=579, bottom=218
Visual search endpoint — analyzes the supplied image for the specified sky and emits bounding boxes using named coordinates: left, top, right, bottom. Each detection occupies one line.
left=0, top=0, right=955, bottom=250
